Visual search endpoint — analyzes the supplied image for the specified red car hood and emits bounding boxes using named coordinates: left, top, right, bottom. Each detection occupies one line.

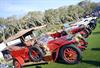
left=47, top=36, right=76, bottom=52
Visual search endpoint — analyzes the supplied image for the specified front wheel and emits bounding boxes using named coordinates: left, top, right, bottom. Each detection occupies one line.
left=59, top=45, right=82, bottom=64
left=81, top=29, right=89, bottom=38
left=13, top=59, right=22, bottom=68
left=29, top=46, right=44, bottom=62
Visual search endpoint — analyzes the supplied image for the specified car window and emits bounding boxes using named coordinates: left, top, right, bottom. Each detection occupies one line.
left=32, top=30, right=42, bottom=39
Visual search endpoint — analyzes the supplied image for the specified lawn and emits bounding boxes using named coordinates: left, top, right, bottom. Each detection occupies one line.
left=25, top=20, right=100, bottom=68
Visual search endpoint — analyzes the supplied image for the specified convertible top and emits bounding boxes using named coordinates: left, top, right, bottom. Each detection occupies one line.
left=6, top=25, right=46, bottom=42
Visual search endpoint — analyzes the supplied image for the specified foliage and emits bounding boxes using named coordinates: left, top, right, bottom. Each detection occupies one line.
left=0, top=0, right=98, bottom=40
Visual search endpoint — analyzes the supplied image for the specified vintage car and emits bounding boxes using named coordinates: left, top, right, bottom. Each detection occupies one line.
left=63, top=16, right=97, bottom=38
left=1, top=24, right=89, bottom=68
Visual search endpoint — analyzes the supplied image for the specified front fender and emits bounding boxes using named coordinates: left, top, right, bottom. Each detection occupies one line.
left=14, top=56, right=24, bottom=65
left=52, top=48, right=60, bottom=61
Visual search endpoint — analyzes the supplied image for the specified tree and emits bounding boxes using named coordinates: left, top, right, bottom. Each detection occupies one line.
left=67, top=5, right=85, bottom=21
left=21, top=11, right=44, bottom=28
left=58, top=6, right=69, bottom=23
left=78, top=0, right=97, bottom=14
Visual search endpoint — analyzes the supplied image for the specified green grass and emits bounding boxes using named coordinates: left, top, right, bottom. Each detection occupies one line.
left=25, top=21, right=100, bottom=68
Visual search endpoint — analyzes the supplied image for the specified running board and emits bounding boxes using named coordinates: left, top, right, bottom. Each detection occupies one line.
left=22, top=61, right=48, bottom=66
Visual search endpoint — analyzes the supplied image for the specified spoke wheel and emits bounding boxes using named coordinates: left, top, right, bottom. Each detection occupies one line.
left=13, top=60, right=22, bottom=68
left=59, top=45, right=82, bottom=64
left=64, top=48, right=77, bottom=63
left=29, top=46, right=43, bottom=62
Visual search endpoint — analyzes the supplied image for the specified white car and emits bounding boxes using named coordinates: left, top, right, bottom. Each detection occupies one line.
left=75, top=17, right=97, bottom=26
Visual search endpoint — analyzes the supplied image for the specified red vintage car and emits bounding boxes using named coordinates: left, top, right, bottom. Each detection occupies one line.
left=1, top=25, right=88, bottom=68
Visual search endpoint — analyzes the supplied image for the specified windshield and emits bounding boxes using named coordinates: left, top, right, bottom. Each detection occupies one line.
left=32, top=30, right=43, bottom=39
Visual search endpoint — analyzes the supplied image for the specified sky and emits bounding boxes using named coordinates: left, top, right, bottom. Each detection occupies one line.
left=0, top=0, right=100, bottom=18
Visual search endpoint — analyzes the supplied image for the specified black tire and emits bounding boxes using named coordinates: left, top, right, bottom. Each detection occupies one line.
left=82, top=30, right=89, bottom=38
left=85, top=27, right=92, bottom=35
left=13, top=59, right=22, bottom=68
left=91, top=23, right=96, bottom=30
left=29, top=46, right=44, bottom=62
left=88, top=19, right=97, bottom=30
left=88, top=23, right=96, bottom=30
left=59, top=45, right=82, bottom=64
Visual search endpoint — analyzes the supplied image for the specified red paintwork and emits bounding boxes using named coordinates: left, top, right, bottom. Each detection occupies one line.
left=10, top=35, right=79, bottom=65
left=50, top=32, right=61, bottom=38
left=78, top=46, right=86, bottom=49
left=80, top=30, right=89, bottom=38
left=71, top=27, right=84, bottom=34
left=14, top=56, right=24, bottom=65
left=48, top=36, right=76, bottom=52
left=10, top=47, right=29, bottom=65
left=14, top=59, right=21, bottom=68
left=9, top=25, right=88, bottom=66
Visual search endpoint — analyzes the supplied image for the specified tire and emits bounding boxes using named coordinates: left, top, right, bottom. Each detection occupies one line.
left=29, top=46, right=44, bottom=62
left=91, top=23, right=96, bottom=30
left=88, top=23, right=96, bottom=30
left=82, top=30, right=89, bottom=38
left=59, top=45, right=82, bottom=64
left=13, top=59, right=22, bottom=68
left=88, top=19, right=97, bottom=30
left=85, top=27, right=92, bottom=35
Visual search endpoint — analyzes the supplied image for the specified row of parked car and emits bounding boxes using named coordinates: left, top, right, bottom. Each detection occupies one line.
left=0, top=14, right=98, bottom=68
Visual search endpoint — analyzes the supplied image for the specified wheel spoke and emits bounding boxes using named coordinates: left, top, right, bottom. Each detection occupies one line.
left=64, top=47, right=77, bottom=63
left=30, top=48, right=42, bottom=61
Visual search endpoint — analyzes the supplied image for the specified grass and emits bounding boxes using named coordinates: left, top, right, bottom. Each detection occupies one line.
left=25, top=20, right=100, bottom=68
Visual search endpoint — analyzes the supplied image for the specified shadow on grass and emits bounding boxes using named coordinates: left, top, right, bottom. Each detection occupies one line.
left=55, top=60, right=68, bottom=65
left=55, top=60, right=79, bottom=65
left=92, top=31, right=100, bottom=35
left=23, top=62, right=48, bottom=68
left=56, top=60, right=100, bottom=67
left=82, top=60, right=100, bottom=66
left=23, top=64, right=42, bottom=68
left=91, top=48, right=100, bottom=51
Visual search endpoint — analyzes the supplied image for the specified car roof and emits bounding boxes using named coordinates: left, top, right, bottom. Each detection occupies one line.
left=6, top=25, right=46, bottom=42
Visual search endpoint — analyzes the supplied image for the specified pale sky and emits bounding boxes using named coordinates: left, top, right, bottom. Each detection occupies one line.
left=0, top=0, right=100, bottom=18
